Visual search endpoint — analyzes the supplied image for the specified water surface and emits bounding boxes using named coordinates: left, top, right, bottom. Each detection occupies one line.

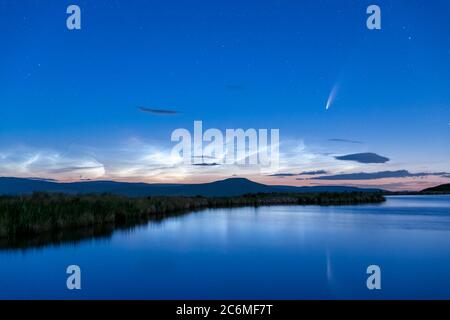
left=1, top=195, right=450, bottom=299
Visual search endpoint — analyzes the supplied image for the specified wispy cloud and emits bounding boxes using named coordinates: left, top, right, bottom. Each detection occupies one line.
left=2, top=136, right=446, bottom=191
left=192, top=163, right=220, bottom=167
left=298, top=170, right=328, bottom=176
left=312, top=170, right=450, bottom=180
left=268, top=173, right=298, bottom=177
left=269, top=170, right=328, bottom=178
left=328, top=138, right=364, bottom=144
left=0, top=148, right=105, bottom=180
left=138, top=107, right=180, bottom=115
left=335, top=152, right=389, bottom=164
left=48, top=166, right=105, bottom=174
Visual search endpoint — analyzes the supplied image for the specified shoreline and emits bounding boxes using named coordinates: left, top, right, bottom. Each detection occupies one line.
left=0, top=192, right=384, bottom=249
left=384, top=192, right=450, bottom=196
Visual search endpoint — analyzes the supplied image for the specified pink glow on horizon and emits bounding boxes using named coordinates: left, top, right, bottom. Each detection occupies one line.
left=49, top=174, right=450, bottom=192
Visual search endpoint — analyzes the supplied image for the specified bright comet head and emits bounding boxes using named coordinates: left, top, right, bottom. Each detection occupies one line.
left=326, top=85, right=339, bottom=110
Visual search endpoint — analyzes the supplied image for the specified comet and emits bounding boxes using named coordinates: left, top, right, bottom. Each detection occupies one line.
left=325, top=85, right=339, bottom=111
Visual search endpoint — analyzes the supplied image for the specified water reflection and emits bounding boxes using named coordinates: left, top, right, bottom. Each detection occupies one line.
left=0, top=211, right=189, bottom=251
left=0, top=196, right=449, bottom=299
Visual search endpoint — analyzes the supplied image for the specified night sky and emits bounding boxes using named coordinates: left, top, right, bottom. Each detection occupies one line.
left=1, top=0, right=449, bottom=190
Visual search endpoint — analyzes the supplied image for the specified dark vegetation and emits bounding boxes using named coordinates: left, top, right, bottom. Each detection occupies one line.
left=383, top=183, right=450, bottom=195
left=0, top=192, right=385, bottom=249
left=421, top=184, right=450, bottom=194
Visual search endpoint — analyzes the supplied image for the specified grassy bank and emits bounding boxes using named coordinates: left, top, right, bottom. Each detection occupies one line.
left=0, top=192, right=384, bottom=241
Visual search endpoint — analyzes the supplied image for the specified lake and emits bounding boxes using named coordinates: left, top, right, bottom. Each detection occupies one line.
left=1, top=195, right=450, bottom=299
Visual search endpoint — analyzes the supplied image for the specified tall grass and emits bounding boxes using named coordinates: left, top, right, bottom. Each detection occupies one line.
left=0, top=191, right=385, bottom=239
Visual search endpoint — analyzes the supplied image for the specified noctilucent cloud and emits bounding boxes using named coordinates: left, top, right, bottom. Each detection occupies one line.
left=1, top=0, right=449, bottom=190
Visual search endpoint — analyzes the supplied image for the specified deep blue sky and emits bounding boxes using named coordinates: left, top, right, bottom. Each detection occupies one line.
left=1, top=0, right=449, bottom=190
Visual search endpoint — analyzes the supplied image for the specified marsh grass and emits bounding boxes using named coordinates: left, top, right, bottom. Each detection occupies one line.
left=0, top=191, right=384, bottom=246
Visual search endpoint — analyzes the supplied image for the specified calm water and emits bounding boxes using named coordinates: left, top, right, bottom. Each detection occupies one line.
left=1, top=195, right=450, bottom=299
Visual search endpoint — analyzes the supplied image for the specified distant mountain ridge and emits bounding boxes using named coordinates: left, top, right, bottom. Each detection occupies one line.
left=422, top=184, right=450, bottom=193
left=0, top=177, right=381, bottom=197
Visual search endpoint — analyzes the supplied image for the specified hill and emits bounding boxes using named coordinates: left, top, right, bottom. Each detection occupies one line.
left=421, top=184, right=450, bottom=193
left=0, top=177, right=381, bottom=197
